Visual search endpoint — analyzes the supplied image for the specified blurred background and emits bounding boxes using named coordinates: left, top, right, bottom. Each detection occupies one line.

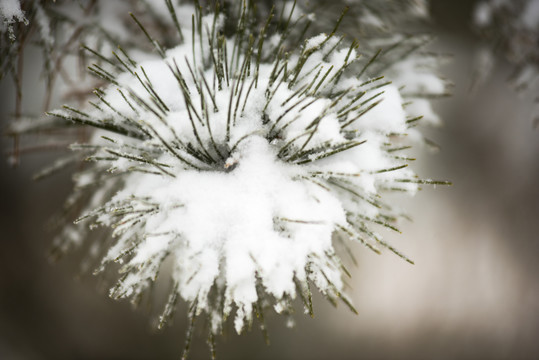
left=1, top=0, right=538, bottom=359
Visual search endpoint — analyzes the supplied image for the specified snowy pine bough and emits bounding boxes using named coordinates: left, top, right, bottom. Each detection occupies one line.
left=472, top=0, right=539, bottom=97
left=4, top=0, right=449, bottom=357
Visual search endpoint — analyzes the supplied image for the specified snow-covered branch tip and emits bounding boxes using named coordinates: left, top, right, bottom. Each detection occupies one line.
left=6, top=0, right=450, bottom=358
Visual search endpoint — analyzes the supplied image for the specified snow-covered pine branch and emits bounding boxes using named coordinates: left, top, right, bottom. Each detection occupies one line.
left=5, top=1, right=449, bottom=358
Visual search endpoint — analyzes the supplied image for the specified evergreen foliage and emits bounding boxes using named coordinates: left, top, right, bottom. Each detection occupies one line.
left=2, top=1, right=450, bottom=358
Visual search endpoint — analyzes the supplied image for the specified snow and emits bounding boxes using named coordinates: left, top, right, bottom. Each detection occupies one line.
left=356, top=85, right=407, bottom=133
left=56, top=2, right=441, bottom=336
left=390, top=57, right=446, bottom=95
left=304, top=33, right=327, bottom=52
left=100, top=134, right=347, bottom=327
left=0, top=0, right=24, bottom=22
